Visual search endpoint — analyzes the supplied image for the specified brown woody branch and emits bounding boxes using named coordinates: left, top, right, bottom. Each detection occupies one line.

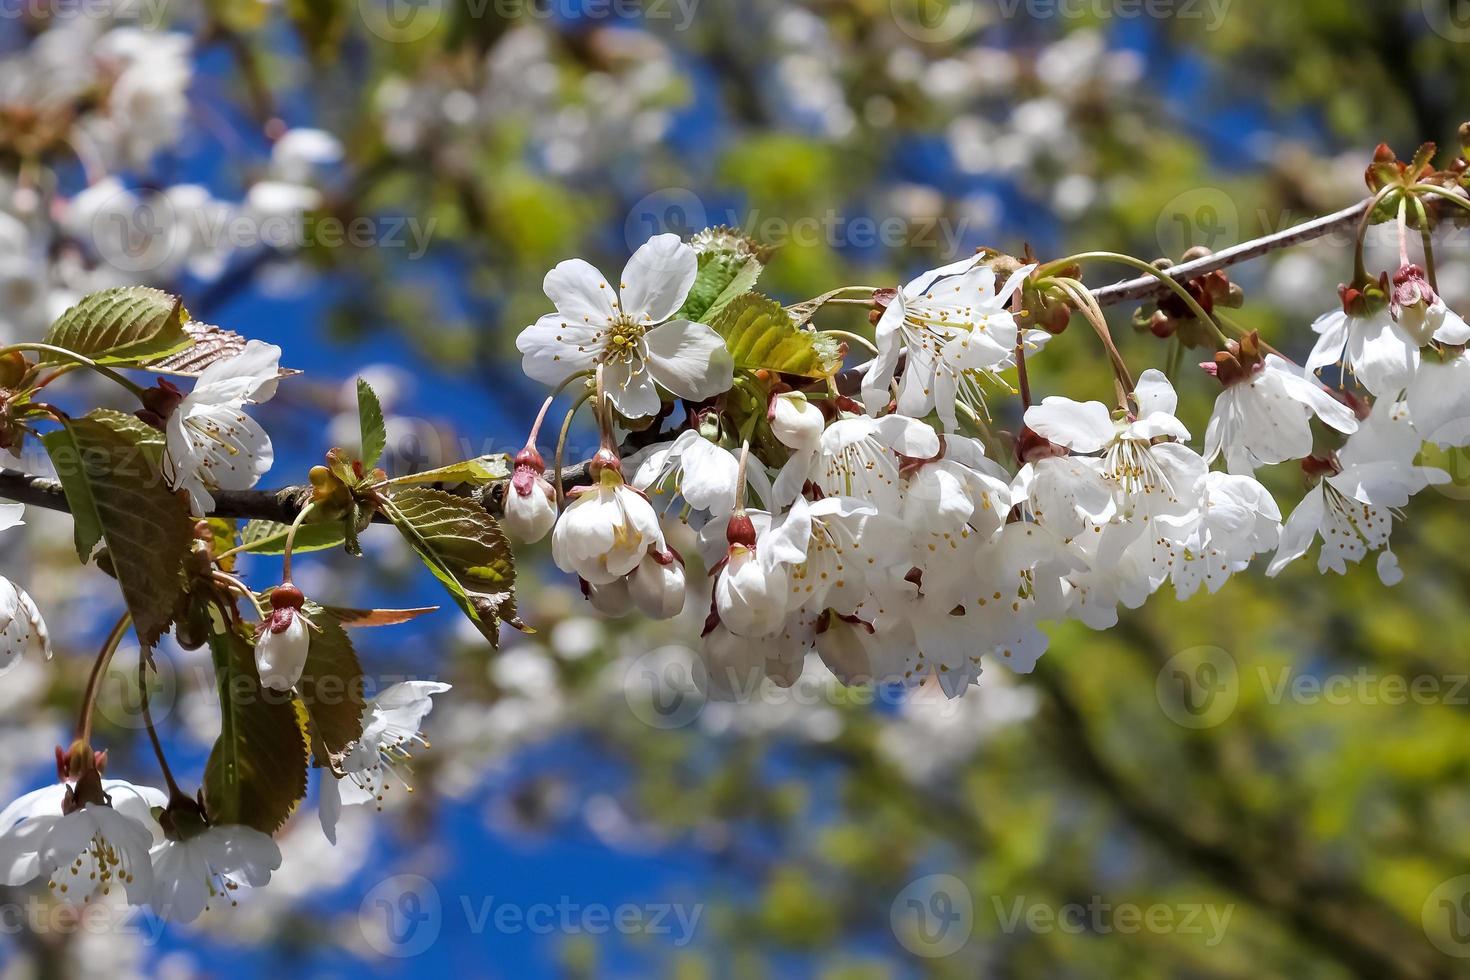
left=0, top=197, right=1380, bottom=525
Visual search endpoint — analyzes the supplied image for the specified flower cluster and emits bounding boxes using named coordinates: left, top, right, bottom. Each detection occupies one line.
left=0, top=682, right=447, bottom=922
left=513, top=190, right=1470, bottom=699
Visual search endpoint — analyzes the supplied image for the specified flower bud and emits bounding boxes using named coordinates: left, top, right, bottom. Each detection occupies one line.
left=584, top=576, right=634, bottom=617
left=815, top=615, right=878, bottom=685
left=628, top=551, right=686, bottom=619
left=256, top=585, right=309, bottom=691
left=700, top=625, right=764, bottom=701
left=769, top=392, right=823, bottom=451
left=504, top=459, right=557, bottom=544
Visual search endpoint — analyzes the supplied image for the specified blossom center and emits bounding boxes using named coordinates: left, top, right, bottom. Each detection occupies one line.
left=600, top=313, right=647, bottom=363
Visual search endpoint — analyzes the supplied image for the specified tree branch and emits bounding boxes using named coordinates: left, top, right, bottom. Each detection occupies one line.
left=0, top=195, right=1386, bottom=525
left=1090, top=198, right=1371, bottom=307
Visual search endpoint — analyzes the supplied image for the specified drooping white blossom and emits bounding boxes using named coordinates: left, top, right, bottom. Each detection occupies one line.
left=320, top=682, right=451, bottom=844
left=1204, top=353, right=1358, bottom=475
left=164, top=340, right=282, bottom=514
left=0, top=778, right=165, bottom=904
left=862, top=257, right=1033, bottom=431
left=1269, top=400, right=1445, bottom=584
left=552, top=470, right=665, bottom=585
left=148, top=824, right=281, bottom=923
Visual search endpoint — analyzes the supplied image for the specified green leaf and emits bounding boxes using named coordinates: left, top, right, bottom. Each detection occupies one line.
left=356, top=378, right=387, bottom=468
left=42, top=287, right=191, bottom=365
left=203, top=624, right=310, bottom=833
left=237, top=518, right=351, bottom=556
left=708, top=294, right=843, bottom=379
left=383, top=487, right=517, bottom=646
left=677, top=229, right=765, bottom=323
left=700, top=257, right=763, bottom=325
left=42, top=410, right=194, bottom=647
left=297, top=606, right=365, bottom=770
left=385, top=454, right=511, bottom=487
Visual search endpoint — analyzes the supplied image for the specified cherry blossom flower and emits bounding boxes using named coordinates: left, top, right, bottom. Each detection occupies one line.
left=700, top=625, right=768, bottom=701
left=148, top=823, right=281, bottom=922
left=862, top=257, right=1033, bottom=431
left=1170, top=472, right=1282, bottom=600
left=713, top=506, right=810, bottom=637
left=1406, top=350, right=1470, bottom=448
left=633, top=429, right=767, bottom=518
left=320, top=682, right=451, bottom=844
left=552, top=461, right=665, bottom=585
left=627, top=550, right=686, bottom=619
left=0, top=777, right=164, bottom=903
left=517, top=234, right=734, bottom=418
left=898, top=434, right=1012, bottom=539
left=777, top=413, right=939, bottom=510
left=0, top=576, right=49, bottom=676
left=1269, top=401, right=1446, bottom=584
left=1306, top=284, right=1419, bottom=396
left=1204, top=350, right=1358, bottom=475
left=769, top=391, right=824, bottom=450
left=163, top=340, right=282, bottom=514
left=0, top=503, right=49, bottom=675
left=1390, top=263, right=1470, bottom=348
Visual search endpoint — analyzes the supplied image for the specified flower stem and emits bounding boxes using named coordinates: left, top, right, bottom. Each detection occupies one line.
left=1412, top=195, right=1437, bottom=291
left=1396, top=194, right=1410, bottom=269
left=0, top=343, right=149, bottom=400
left=1052, top=277, right=1133, bottom=407
left=733, top=438, right=752, bottom=513
left=139, top=648, right=185, bottom=800
left=76, top=612, right=132, bottom=743
left=1050, top=251, right=1227, bottom=346
left=1014, top=337, right=1032, bottom=409
left=280, top=500, right=317, bottom=584
left=526, top=370, right=593, bottom=447
left=554, top=390, right=595, bottom=506
left=1353, top=184, right=1398, bottom=284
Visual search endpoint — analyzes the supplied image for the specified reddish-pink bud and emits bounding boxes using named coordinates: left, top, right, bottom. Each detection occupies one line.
left=514, top=446, right=546, bottom=472
left=726, top=513, right=757, bottom=548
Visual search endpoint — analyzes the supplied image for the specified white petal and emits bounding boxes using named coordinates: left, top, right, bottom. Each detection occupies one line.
left=517, top=312, right=600, bottom=387
left=544, top=258, right=618, bottom=323
left=643, top=320, right=734, bottom=402
left=1131, top=368, right=1177, bottom=419
left=620, top=235, right=697, bottom=323
left=1267, top=485, right=1325, bottom=576
left=602, top=358, right=663, bottom=420
left=1024, top=397, right=1114, bottom=453
left=191, top=341, right=283, bottom=406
